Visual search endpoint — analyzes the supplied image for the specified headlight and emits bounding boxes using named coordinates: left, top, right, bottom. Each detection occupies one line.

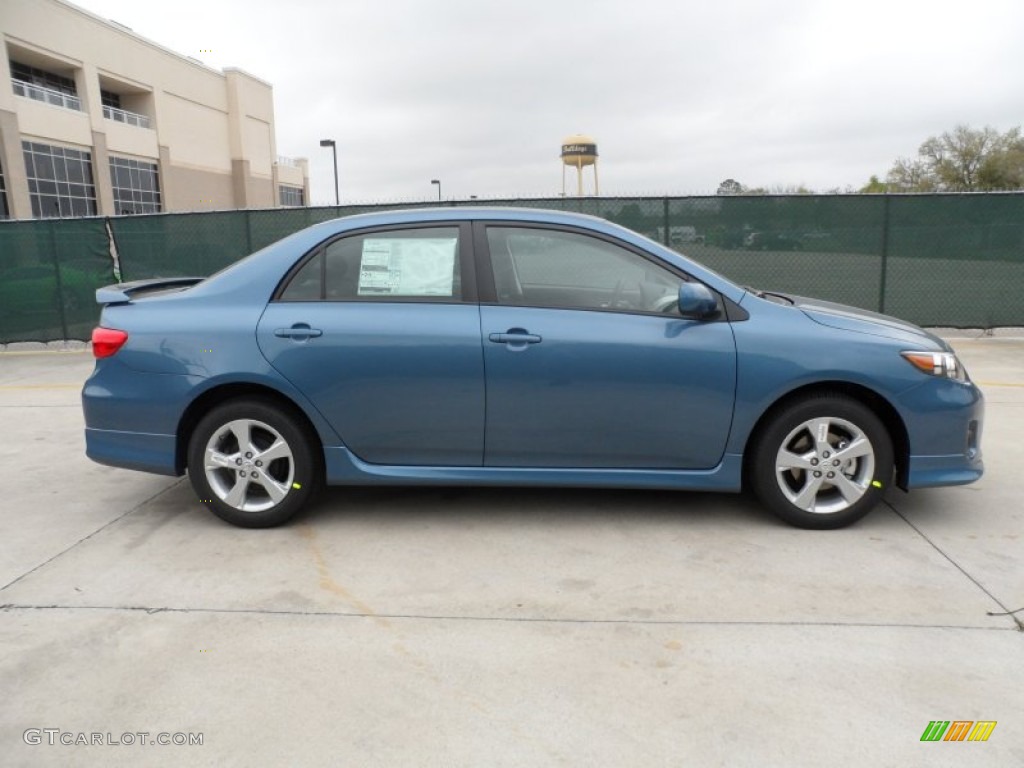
left=901, top=351, right=968, bottom=382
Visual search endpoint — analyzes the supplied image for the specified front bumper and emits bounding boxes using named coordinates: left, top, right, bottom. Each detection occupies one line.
left=905, top=453, right=983, bottom=489
left=901, top=378, right=984, bottom=490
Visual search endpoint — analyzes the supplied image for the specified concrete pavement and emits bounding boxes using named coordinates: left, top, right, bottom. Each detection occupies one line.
left=0, top=339, right=1021, bottom=766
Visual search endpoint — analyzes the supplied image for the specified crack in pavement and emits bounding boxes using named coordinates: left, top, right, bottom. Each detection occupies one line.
left=0, top=602, right=1018, bottom=631
left=885, top=498, right=1024, bottom=632
left=0, top=479, right=186, bottom=593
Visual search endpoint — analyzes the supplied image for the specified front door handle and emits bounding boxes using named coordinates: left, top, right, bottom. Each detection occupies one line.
left=274, top=324, right=323, bottom=340
left=488, top=330, right=542, bottom=345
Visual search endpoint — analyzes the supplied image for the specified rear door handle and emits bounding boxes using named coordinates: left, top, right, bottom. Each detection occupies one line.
left=274, top=324, right=323, bottom=339
left=488, top=331, right=542, bottom=344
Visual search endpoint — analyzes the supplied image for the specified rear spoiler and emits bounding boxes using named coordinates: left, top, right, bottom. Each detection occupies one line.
left=96, top=277, right=205, bottom=305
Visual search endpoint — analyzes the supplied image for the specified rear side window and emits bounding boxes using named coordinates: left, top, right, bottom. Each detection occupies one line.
left=279, top=227, right=461, bottom=301
left=279, top=253, right=322, bottom=300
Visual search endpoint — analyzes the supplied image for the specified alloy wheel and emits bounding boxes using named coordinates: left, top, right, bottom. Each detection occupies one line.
left=774, top=416, right=875, bottom=514
left=203, top=418, right=295, bottom=512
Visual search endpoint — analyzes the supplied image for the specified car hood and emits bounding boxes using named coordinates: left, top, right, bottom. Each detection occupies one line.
left=766, top=292, right=950, bottom=351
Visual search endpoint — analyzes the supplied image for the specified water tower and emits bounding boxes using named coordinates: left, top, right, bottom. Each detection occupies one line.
left=561, top=134, right=599, bottom=196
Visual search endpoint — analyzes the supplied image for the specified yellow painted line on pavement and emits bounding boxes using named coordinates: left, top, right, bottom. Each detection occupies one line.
left=977, top=381, right=1024, bottom=388
left=0, top=384, right=81, bottom=390
left=0, top=350, right=91, bottom=356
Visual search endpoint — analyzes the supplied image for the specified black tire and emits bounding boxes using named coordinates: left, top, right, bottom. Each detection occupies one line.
left=749, top=394, right=893, bottom=529
left=187, top=397, right=322, bottom=528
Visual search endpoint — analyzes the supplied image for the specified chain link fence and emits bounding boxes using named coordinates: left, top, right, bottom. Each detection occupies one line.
left=1, top=193, right=1022, bottom=343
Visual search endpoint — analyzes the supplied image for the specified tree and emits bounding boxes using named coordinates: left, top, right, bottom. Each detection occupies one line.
left=716, top=178, right=744, bottom=195
left=978, top=127, right=1024, bottom=189
left=882, top=124, right=1023, bottom=192
left=859, top=175, right=889, bottom=193
left=742, top=184, right=812, bottom=195
left=886, top=158, right=936, bottom=192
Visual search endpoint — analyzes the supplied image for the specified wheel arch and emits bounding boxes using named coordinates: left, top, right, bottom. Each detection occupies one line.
left=175, top=383, right=324, bottom=474
left=741, top=381, right=910, bottom=491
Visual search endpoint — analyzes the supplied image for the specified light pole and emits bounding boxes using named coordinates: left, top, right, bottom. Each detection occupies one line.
left=431, top=179, right=441, bottom=202
left=320, top=139, right=339, bottom=206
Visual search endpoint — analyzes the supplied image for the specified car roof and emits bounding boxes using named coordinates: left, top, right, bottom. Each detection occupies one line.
left=309, top=206, right=615, bottom=234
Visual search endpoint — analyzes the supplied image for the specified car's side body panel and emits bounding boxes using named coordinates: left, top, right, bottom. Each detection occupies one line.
left=257, top=302, right=486, bottom=466
left=726, top=295, right=983, bottom=488
left=322, top=446, right=747, bottom=491
left=479, top=305, right=737, bottom=468
left=83, top=291, right=345, bottom=475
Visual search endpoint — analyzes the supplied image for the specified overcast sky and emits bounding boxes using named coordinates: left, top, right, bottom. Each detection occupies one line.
left=70, top=0, right=1024, bottom=204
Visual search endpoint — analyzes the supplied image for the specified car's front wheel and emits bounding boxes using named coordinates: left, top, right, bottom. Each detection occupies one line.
left=749, top=394, right=893, bottom=529
left=187, top=398, right=321, bottom=528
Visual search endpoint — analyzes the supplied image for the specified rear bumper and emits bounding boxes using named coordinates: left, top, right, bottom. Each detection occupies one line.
left=82, top=359, right=196, bottom=475
left=85, top=427, right=180, bottom=476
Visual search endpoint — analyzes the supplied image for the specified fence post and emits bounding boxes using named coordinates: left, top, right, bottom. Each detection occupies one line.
left=48, top=219, right=70, bottom=342
left=244, top=210, right=253, bottom=255
left=878, top=194, right=891, bottom=314
left=662, top=197, right=670, bottom=245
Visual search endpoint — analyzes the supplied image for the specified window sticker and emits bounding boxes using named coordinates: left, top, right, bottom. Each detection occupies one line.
left=358, top=237, right=457, bottom=296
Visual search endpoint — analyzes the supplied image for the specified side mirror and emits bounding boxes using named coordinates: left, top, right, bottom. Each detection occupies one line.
left=677, top=282, right=718, bottom=319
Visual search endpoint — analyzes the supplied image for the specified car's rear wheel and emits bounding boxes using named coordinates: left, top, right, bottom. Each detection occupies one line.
left=750, top=394, right=893, bottom=529
left=187, top=398, right=321, bottom=528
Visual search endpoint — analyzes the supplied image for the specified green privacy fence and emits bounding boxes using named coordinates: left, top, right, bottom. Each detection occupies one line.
left=1, top=193, right=1022, bottom=343
left=0, top=217, right=114, bottom=343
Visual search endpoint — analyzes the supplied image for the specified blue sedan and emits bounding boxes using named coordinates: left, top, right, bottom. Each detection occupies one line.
left=82, top=208, right=984, bottom=529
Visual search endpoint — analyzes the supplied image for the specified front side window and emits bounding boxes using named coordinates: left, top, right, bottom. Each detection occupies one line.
left=109, top=156, right=161, bottom=215
left=22, top=141, right=97, bottom=218
left=486, top=227, right=682, bottom=314
left=280, top=227, right=462, bottom=302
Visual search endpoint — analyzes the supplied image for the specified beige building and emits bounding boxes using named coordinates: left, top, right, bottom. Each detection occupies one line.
left=0, top=0, right=309, bottom=220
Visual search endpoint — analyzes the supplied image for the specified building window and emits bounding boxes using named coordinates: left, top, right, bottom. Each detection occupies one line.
left=0, top=160, right=9, bottom=219
left=279, top=185, right=304, bottom=207
left=10, top=60, right=82, bottom=111
left=10, top=61, right=77, bottom=96
left=22, top=141, right=97, bottom=218
left=101, top=89, right=122, bottom=109
left=109, top=157, right=161, bottom=215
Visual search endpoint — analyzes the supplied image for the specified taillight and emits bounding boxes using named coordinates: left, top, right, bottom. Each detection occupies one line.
left=92, top=327, right=128, bottom=358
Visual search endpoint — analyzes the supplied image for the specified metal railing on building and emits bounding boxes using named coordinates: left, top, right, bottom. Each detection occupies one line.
left=276, top=156, right=301, bottom=168
left=102, top=104, right=151, bottom=129
left=12, top=79, right=82, bottom=111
